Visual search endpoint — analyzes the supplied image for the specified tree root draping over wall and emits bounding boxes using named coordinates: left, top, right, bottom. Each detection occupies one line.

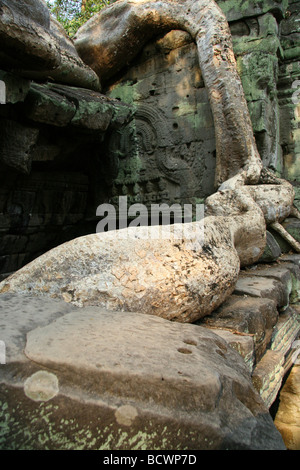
left=0, top=0, right=299, bottom=323
left=75, top=0, right=262, bottom=187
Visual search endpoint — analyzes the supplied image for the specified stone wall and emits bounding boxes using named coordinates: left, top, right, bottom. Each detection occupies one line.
left=0, top=77, right=132, bottom=279
left=106, top=31, right=216, bottom=208
left=278, top=0, right=300, bottom=204
left=100, top=0, right=300, bottom=211
left=0, top=2, right=132, bottom=278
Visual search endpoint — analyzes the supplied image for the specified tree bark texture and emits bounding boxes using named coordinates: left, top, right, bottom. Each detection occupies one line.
left=75, top=0, right=262, bottom=187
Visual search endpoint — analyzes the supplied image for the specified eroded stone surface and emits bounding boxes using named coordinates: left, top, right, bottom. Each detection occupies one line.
left=199, top=295, right=278, bottom=362
left=252, top=350, right=286, bottom=409
left=0, top=293, right=75, bottom=363
left=0, top=293, right=286, bottom=450
left=208, top=328, right=255, bottom=372
left=251, top=305, right=300, bottom=409
left=270, top=307, right=300, bottom=359
left=0, top=120, right=39, bottom=174
left=275, top=364, right=300, bottom=450
left=234, top=275, right=290, bottom=309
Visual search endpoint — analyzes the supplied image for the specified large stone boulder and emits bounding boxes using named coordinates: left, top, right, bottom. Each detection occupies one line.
left=0, top=0, right=100, bottom=90
left=0, top=292, right=286, bottom=450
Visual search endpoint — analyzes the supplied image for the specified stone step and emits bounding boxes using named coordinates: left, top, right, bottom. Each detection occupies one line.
left=234, top=255, right=300, bottom=309
left=274, top=362, right=300, bottom=450
left=0, top=292, right=285, bottom=450
left=199, top=295, right=278, bottom=364
left=270, top=306, right=300, bottom=356
left=234, top=274, right=290, bottom=310
left=200, top=258, right=300, bottom=410
left=280, top=254, right=300, bottom=268
left=244, top=262, right=300, bottom=304
left=206, top=328, right=255, bottom=372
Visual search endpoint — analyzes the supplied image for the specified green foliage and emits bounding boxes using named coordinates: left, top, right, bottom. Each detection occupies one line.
left=47, top=0, right=109, bottom=37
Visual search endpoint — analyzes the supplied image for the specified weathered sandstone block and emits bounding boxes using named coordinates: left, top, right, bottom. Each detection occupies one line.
left=0, top=120, right=39, bottom=174
left=200, top=295, right=278, bottom=363
left=0, top=293, right=286, bottom=450
left=0, top=186, right=267, bottom=322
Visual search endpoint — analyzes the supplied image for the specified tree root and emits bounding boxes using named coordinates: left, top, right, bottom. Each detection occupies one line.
left=0, top=1, right=298, bottom=323
left=270, top=221, right=300, bottom=253
left=290, top=206, right=300, bottom=219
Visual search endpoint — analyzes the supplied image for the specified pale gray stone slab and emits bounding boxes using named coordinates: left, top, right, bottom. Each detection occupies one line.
left=234, top=275, right=290, bottom=308
left=25, top=307, right=249, bottom=408
left=0, top=293, right=75, bottom=363
left=0, top=293, right=286, bottom=450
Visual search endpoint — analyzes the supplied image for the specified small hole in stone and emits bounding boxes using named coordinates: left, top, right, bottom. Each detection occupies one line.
left=216, top=350, right=226, bottom=358
left=173, top=123, right=178, bottom=129
left=177, top=347, right=192, bottom=354
left=183, top=339, right=197, bottom=346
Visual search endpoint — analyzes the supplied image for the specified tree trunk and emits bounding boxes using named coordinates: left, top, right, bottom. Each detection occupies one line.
left=75, top=0, right=262, bottom=187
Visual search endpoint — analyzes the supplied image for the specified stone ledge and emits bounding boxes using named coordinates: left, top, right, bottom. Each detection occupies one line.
left=0, top=293, right=285, bottom=450
left=199, top=295, right=278, bottom=366
left=252, top=350, right=285, bottom=409
left=271, top=306, right=300, bottom=357
left=233, top=275, right=290, bottom=309
left=0, top=73, right=133, bottom=175
left=206, top=328, right=255, bottom=372
left=199, top=255, right=300, bottom=410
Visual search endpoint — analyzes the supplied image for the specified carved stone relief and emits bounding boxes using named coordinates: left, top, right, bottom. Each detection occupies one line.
left=105, top=31, right=216, bottom=210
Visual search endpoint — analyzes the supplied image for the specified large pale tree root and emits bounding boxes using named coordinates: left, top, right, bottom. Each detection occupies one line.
left=0, top=188, right=266, bottom=322
left=0, top=0, right=298, bottom=323
left=0, top=176, right=295, bottom=322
